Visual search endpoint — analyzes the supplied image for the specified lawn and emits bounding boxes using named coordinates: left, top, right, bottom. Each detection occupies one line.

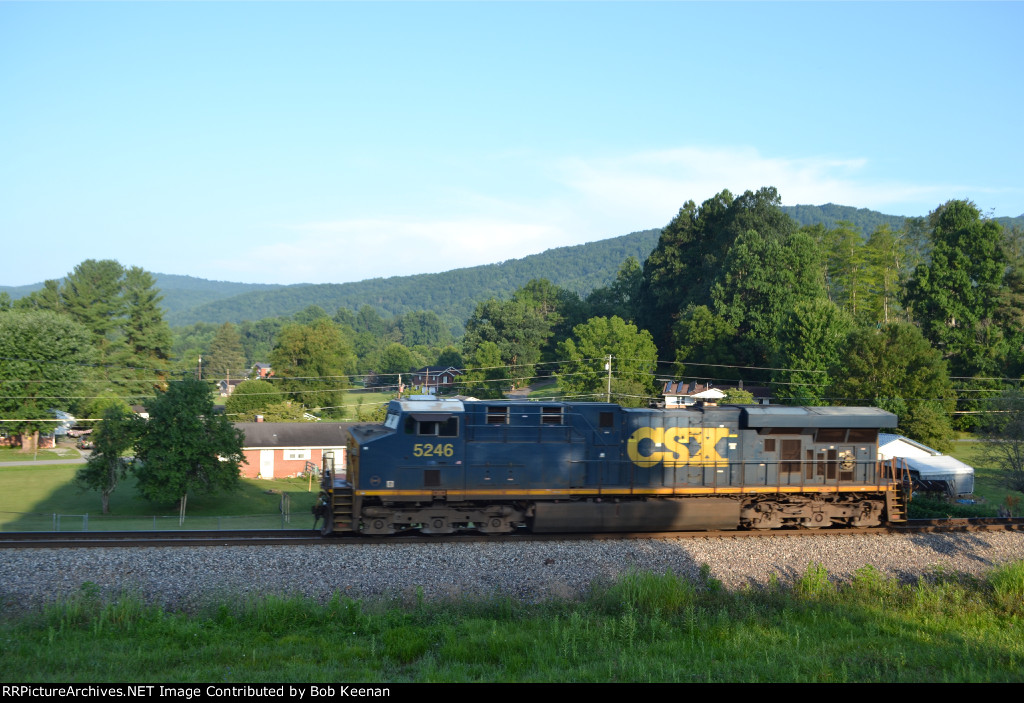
left=327, top=390, right=395, bottom=421
left=0, top=463, right=319, bottom=532
left=946, top=440, right=1021, bottom=515
left=0, top=444, right=83, bottom=463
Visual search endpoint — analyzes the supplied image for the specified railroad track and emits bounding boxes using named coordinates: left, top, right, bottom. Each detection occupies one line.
left=1, top=517, right=1021, bottom=549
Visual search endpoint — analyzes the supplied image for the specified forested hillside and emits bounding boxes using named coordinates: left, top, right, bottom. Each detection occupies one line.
left=781, top=204, right=907, bottom=234
left=7, top=190, right=1024, bottom=456
left=165, top=229, right=662, bottom=328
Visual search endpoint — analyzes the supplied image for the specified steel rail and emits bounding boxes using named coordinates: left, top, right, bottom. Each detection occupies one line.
left=1, top=517, right=1021, bottom=549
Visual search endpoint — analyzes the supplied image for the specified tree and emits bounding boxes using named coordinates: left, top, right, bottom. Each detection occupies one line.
left=224, top=379, right=280, bottom=420
left=904, top=201, right=1009, bottom=378
left=638, top=187, right=797, bottom=353
left=119, top=266, right=173, bottom=398
left=0, top=310, right=94, bottom=451
left=980, top=388, right=1024, bottom=492
left=818, top=221, right=868, bottom=317
left=14, top=280, right=62, bottom=313
left=398, top=310, right=451, bottom=348
left=259, top=401, right=312, bottom=422
left=672, top=305, right=741, bottom=379
left=122, top=267, right=173, bottom=370
left=705, top=227, right=827, bottom=377
left=60, top=259, right=125, bottom=351
left=862, top=224, right=911, bottom=325
left=206, top=322, right=248, bottom=382
left=133, top=379, right=245, bottom=507
left=586, top=256, right=643, bottom=323
left=557, top=316, right=658, bottom=406
left=830, top=323, right=954, bottom=450
left=74, top=405, right=139, bottom=513
left=269, top=319, right=355, bottom=409
left=378, top=343, right=416, bottom=386
left=772, top=299, right=852, bottom=405
left=460, top=341, right=510, bottom=399
left=462, top=297, right=550, bottom=386
left=511, top=278, right=587, bottom=354
left=293, top=305, right=331, bottom=326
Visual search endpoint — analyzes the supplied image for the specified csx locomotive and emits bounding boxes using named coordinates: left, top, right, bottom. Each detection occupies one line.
left=316, top=397, right=906, bottom=535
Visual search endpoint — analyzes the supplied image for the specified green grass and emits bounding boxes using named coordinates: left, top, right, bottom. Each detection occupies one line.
left=0, top=445, right=83, bottom=463
left=0, top=464, right=318, bottom=531
left=2, top=563, right=1023, bottom=682
left=327, top=390, right=395, bottom=421
left=946, top=440, right=1023, bottom=514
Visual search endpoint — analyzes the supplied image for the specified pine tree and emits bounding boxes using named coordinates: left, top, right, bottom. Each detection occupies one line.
left=206, top=322, right=248, bottom=383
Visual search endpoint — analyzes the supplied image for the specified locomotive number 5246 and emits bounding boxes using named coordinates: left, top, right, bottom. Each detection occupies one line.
left=412, top=443, right=454, bottom=458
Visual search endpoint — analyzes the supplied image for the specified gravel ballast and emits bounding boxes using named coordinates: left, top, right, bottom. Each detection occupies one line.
left=2, top=532, right=1023, bottom=611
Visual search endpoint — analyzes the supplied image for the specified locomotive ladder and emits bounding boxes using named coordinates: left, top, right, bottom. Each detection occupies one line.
left=331, top=486, right=356, bottom=532
left=883, top=458, right=911, bottom=523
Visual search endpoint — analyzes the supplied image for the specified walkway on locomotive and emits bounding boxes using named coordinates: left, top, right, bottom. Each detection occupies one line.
left=346, top=399, right=899, bottom=501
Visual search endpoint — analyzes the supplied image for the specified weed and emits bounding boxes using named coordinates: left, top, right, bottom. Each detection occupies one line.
left=795, top=563, right=834, bottom=599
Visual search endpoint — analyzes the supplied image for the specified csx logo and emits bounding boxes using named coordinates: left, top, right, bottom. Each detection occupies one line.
left=626, top=427, right=733, bottom=468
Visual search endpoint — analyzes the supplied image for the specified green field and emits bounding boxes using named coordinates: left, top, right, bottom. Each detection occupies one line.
left=0, top=463, right=319, bottom=531
left=329, top=390, right=395, bottom=421
left=0, top=445, right=84, bottom=463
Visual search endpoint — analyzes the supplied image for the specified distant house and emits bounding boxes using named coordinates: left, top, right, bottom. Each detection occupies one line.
left=235, top=422, right=351, bottom=479
left=253, top=363, right=273, bottom=379
left=878, top=433, right=975, bottom=497
left=661, top=380, right=771, bottom=407
left=217, top=379, right=244, bottom=397
left=661, top=381, right=727, bottom=407
left=410, top=366, right=463, bottom=394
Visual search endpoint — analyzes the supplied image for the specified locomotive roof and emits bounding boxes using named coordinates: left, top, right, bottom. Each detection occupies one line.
left=236, top=422, right=355, bottom=448
left=394, top=397, right=466, bottom=412
left=740, top=406, right=898, bottom=429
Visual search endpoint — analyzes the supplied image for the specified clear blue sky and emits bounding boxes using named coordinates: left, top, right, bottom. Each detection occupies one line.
left=2, top=1, right=1022, bottom=287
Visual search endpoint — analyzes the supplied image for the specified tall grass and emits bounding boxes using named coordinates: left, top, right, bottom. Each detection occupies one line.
left=4, top=562, right=1022, bottom=683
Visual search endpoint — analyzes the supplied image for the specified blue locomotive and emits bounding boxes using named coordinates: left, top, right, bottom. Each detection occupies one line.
left=316, top=397, right=905, bottom=534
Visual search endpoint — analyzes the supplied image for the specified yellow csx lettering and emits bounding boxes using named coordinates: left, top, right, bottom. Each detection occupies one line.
left=626, top=427, right=732, bottom=468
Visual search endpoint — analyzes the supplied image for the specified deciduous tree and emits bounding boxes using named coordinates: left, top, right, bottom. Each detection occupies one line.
left=772, top=299, right=852, bottom=405
left=830, top=323, right=954, bottom=450
left=133, top=379, right=245, bottom=507
left=904, top=200, right=1008, bottom=378
left=270, top=320, right=355, bottom=409
left=75, top=405, right=139, bottom=513
left=0, top=310, right=94, bottom=451
left=557, top=316, right=658, bottom=406
left=224, top=379, right=280, bottom=420
left=980, top=388, right=1024, bottom=492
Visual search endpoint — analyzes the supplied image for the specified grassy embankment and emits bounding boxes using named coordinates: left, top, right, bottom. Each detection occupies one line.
left=1, top=564, right=1022, bottom=682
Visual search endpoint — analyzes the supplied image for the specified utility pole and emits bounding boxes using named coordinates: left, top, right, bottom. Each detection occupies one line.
left=605, top=355, right=613, bottom=403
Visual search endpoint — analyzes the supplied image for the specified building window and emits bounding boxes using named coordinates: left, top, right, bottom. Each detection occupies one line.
left=285, top=449, right=310, bottom=461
